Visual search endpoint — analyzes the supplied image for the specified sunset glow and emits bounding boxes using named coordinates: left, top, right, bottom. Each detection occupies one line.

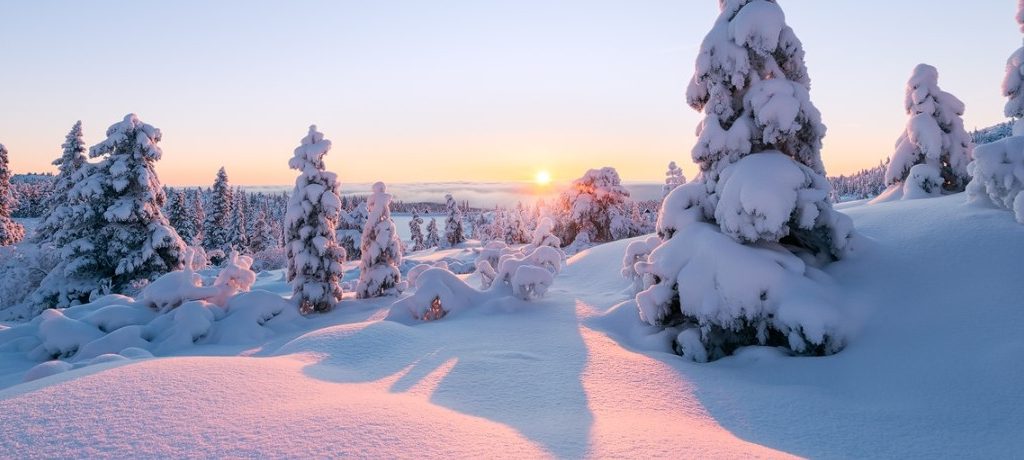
left=534, top=170, right=552, bottom=186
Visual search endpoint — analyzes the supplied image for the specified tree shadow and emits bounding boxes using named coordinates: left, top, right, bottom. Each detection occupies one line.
left=289, top=297, right=594, bottom=458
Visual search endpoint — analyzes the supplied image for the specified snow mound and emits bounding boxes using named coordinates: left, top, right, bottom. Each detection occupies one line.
left=968, top=135, right=1024, bottom=223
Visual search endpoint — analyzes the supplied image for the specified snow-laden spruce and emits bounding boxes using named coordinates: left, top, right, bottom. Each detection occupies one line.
left=203, top=167, right=233, bottom=261
left=444, top=194, right=465, bottom=247
left=637, top=0, right=855, bottom=362
left=1004, top=0, right=1024, bottom=134
left=663, top=161, right=686, bottom=198
left=968, top=3, right=1024, bottom=224
left=284, top=125, right=345, bottom=314
left=425, top=217, right=441, bottom=248
left=336, top=201, right=368, bottom=259
left=356, top=182, right=404, bottom=299
left=31, top=114, right=185, bottom=309
left=229, top=187, right=249, bottom=251
left=0, top=143, right=25, bottom=246
left=35, top=121, right=87, bottom=244
left=166, top=190, right=199, bottom=245
left=408, top=208, right=426, bottom=251
left=877, top=64, right=972, bottom=201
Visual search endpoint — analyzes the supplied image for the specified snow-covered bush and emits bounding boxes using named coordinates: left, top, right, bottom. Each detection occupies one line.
left=251, top=247, right=288, bottom=272
left=621, top=235, right=660, bottom=293
left=523, top=216, right=561, bottom=252
left=356, top=182, right=404, bottom=298
left=35, top=121, right=87, bottom=244
left=444, top=194, right=465, bottom=247
left=140, top=248, right=255, bottom=311
left=901, top=164, right=943, bottom=200
left=663, top=161, right=686, bottom=198
left=0, top=143, right=25, bottom=246
left=284, top=125, right=345, bottom=314
left=0, top=245, right=60, bottom=320
left=387, top=268, right=484, bottom=322
left=881, top=64, right=972, bottom=198
left=638, top=0, right=855, bottom=362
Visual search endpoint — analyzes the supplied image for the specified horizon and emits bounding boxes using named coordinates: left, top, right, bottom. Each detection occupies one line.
left=1, top=1, right=1019, bottom=185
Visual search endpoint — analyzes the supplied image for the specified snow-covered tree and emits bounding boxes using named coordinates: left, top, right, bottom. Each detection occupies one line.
left=636, top=0, right=855, bottom=362
left=230, top=187, right=249, bottom=251
left=443, top=194, right=465, bottom=247
left=189, top=188, right=205, bottom=246
left=967, top=2, right=1024, bottom=224
left=425, top=217, right=441, bottom=248
left=249, top=207, right=276, bottom=253
left=0, top=144, right=25, bottom=246
left=284, top=125, right=345, bottom=314
left=1004, top=0, right=1024, bottom=135
left=883, top=64, right=972, bottom=195
left=663, top=161, right=686, bottom=198
left=166, top=189, right=198, bottom=244
left=561, top=167, right=630, bottom=244
left=409, top=208, right=426, bottom=251
left=203, top=167, right=233, bottom=259
left=356, top=182, right=404, bottom=298
left=336, top=200, right=368, bottom=259
left=35, top=114, right=185, bottom=307
left=35, top=121, right=87, bottom=244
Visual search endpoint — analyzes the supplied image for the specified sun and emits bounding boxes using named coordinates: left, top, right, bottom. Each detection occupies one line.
left=534, top=170, right=552, bottom=186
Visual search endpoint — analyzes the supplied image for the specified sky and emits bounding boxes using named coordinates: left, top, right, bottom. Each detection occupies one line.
left=1, top=1, right=1019, bottom=186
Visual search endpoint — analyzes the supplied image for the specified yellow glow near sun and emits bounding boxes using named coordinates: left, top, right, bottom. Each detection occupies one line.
left=534, top=170, right=552, bottom=186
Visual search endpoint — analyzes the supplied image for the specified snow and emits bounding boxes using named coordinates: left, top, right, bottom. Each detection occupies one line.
left=0, top=195, right=1020, bottom=457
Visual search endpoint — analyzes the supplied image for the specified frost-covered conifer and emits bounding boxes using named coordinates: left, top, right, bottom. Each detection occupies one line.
left=35, top=114, right=184, bottom=306
left=189, top=188, right=205, bottom=245
left=409, top=208, right=426, bottom=251
left=884, top=64, right=972, bottom=194
left=425, top=217, right=441, bottom=248
left=203, top=167, right=233, bottom=257
left=562, top=167, right=630, bottom=244
left=356, top=182, right=404, bottom=298
left=336, top=200, right=368, bottom=259
left=637, top=0, right=855, bottom=362
left=444, top=194, right=465, bottom=247
left=1004, top=0, right=1024, bottom=134
left=166, top=190, right=197, bottom=244
left=663, top=161, right=686, bottom=198
left=230, top=187, right=249, bottom=251
left=284, top=125, right=345, bottom=314
left=249, top=207, right=275, bottom=253
left=0, top=144, right=25, bottom=246
left=967, top=2, right=1024, bottom=224
left=35, top=121, right=87, bottom=244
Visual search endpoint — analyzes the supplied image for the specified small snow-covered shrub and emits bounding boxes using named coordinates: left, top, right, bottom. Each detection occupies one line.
left=621, top=236, right=660, bottom=293
left=251, top=247, right=287, bottom=271
left=387, top=268, right=485, bottom=323
left=902, top=164, right=943, bottom=200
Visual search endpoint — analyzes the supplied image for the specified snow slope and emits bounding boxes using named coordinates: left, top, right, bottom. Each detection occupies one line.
left=1, top=194, right=1022, bottom=458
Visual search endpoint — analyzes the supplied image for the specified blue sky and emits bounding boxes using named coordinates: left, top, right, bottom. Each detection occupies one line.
left=0, top=1, right=1018, bottom=185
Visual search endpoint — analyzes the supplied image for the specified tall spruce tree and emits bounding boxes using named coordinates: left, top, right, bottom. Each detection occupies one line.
left=285, top=125, right=345, bottom=314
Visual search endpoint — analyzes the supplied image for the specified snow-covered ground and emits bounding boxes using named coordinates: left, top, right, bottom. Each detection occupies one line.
left=0, top=194, right=1021, bottom=457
